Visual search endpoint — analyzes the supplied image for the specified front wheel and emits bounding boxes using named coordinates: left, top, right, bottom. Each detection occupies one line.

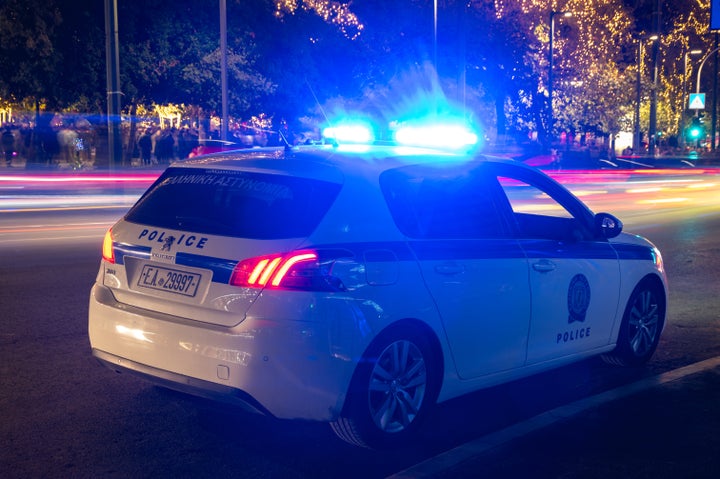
left=602, top=278, right=666, bottom=367
left=331, top=328, right=439, bottom=448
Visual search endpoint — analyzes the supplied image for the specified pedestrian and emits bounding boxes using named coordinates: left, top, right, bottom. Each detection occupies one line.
left=155, top=128, right=174, bottom=164
left=2, top=127, right=15, bottom=167
left=138, top=129, right=152, bottom=165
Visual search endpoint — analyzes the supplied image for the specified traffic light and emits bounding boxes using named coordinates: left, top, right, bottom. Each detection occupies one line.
left=687, top=117, right=704, bottom=142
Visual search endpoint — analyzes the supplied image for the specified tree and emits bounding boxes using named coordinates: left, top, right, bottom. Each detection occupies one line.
left=0, top=0, right=110, bottom=113
left=480, top=0, right=637, bottom=146
left=463, top=1, right=542, bottom=141
left=620, top=0, right=713, bottom=144
left=116, top=0, right=275, bottom=118
left=2, top=0, right=714, bottom=154
left=0, top=0, right=62, bottom=107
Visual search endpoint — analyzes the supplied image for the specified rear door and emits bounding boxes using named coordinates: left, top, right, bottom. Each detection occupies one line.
left=381, top=165, right=531, bottom=379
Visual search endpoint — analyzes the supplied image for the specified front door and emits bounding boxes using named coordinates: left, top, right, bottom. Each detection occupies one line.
left=496, top=173, right=621, bottom=364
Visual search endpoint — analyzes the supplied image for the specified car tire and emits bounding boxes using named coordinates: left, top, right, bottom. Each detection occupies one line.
left=602, top=277, right=665, bottom=367
left=330, top=325, right=440, bottom=449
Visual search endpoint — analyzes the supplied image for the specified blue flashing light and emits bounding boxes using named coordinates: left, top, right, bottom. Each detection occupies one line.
left=392, top=122, right=479, bottom=150
left=322, top=121, right=375, bottom=144
left=321, top=112, right=480, bottom=151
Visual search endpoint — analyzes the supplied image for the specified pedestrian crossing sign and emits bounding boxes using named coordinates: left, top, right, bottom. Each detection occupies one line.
left=689, top=93, right=706, bottom=110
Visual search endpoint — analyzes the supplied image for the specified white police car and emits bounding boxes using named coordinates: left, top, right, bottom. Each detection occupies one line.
left=89, top=135, right=667, bottom=448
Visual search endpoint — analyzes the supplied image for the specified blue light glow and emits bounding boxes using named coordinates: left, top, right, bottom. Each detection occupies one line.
left=392, top=121, right=479, bottom=150
left=322, top=120, right=375, bottom=144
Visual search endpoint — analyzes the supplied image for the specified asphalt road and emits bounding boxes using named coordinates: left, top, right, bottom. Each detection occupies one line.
left=1, top=197, right=719, bottom=478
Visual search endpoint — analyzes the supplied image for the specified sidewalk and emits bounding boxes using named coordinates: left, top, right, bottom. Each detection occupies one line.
left=391, top=356, right=720, bottom=479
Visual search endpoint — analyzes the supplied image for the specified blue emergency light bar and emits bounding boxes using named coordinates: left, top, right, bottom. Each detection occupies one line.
left=322, top=115, right=479, bottom=151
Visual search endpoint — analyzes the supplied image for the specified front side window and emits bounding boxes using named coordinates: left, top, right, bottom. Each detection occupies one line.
left=500, top=177, right=573, bottom=218
left=497, top=175, right=592, bottom=241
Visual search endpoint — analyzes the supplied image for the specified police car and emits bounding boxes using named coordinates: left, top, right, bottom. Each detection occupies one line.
left=88, top=127, right=667, bottom=448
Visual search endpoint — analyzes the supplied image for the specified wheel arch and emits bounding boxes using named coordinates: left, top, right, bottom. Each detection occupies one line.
left=602, top=272, right=667, bottom=367
left=619, top=272, right=668, bottom=340
left=342, top=317, right=445, bottom=414
left=636, top=272, right=668, bottom=315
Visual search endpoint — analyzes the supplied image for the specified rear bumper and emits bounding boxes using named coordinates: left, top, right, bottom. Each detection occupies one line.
left=88, top=283, right=355, bottom=421
left=93, top=348, right=270, bottom=415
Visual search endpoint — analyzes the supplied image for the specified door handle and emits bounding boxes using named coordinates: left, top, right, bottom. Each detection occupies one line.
left=434, top=263, right=465, bottom=275
left=532, top=259, right=556, bottom=273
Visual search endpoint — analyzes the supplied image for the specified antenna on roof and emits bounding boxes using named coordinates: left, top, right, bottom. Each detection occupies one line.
left=278, top=129, right=293, bottom=152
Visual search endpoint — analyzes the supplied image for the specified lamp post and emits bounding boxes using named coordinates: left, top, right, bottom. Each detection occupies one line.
left=695, top=46, right=720, bottom=95
left=548, top=11, right=572, bottom=147
left=220, top=0, right=228, bottom=141
left=648, top=0, right=661, bottom=156
left=682, top=49, right=703, bottom=147
left=104, top=0, right=122, bottom=168
left=633, top=35, right=658, bottom=154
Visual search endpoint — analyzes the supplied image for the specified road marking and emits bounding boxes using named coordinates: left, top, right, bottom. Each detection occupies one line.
left=0, top=235, right=102, bottom=244
left=0, top=222, right=111, bottom=234
left=388, top=356, right=720, bottom=479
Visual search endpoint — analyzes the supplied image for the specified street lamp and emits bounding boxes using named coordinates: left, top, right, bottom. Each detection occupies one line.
left=633, top=35, right=658, bottom=154
left=694, top=46, right=720, bottom=95
left=681, top=49, right=702, bottom=146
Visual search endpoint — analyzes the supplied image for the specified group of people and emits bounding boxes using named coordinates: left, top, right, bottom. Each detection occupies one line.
left=134, top=126, right=200, bottom=166
left=1, top=115, right=305, bottom=169
left=1, top=119, right=98, bottom=169
left=131, top=121, right=297, bottom=166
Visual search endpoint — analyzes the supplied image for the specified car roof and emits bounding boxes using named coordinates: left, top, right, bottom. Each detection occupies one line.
left=170, top=143, right=530, bottom=183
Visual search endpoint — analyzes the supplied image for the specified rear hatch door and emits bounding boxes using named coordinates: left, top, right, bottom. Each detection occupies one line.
left=103, top=165, right=342, bottom=327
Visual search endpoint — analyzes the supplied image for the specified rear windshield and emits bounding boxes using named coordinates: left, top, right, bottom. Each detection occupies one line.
left=125, top=168, right=341, bottom=239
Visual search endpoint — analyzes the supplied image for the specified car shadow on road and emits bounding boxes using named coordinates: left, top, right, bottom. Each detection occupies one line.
left=147, top=357, right=655, bottom=478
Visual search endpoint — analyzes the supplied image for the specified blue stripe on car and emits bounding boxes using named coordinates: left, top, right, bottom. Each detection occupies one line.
left=112, top=243, right=237, bottom=283
left=112, top=239, right=656, bottom=286
left=114, top=243, right=151, bottom=265
left=612, top=243, right=657, bottom=261
left=175, top=252, right=237, bottom=284
left=519, top=239, right=618, bottom=260
left=409, top=240, right=526, bottom=260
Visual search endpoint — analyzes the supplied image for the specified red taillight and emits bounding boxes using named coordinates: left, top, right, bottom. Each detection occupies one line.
left=102, top=229, right=115, bottom=264
left=230, top=250, right=345, bottom=291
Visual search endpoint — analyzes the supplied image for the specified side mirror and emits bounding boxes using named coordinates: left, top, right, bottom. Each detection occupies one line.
left=594, top=212, right=623, bottom=239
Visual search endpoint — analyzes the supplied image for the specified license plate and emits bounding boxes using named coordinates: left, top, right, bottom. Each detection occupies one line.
left=137, top=264, right=201, bottom=297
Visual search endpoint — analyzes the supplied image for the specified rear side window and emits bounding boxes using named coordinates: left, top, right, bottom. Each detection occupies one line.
left=125, top=168, right=341, bottom=239
left=380, top=165, right=507, bottom=239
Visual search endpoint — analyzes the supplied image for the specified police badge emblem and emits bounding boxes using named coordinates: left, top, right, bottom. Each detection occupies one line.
left=567, top=274, right=591, bottom=323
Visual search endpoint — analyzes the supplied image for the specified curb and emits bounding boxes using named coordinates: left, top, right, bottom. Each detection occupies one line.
left=388, top=356, right=720, bottom=479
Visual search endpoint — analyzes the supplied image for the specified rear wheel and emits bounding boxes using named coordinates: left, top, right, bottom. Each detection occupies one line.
left=331, top=328, right=439, bottom=448
left=602, top=278, right=665, bottom=367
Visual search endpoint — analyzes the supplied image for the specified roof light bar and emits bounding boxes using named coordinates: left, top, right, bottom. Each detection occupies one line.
left=323, top=123, right=375, bottom=144
left=393, top=123, right=478, bottom=150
